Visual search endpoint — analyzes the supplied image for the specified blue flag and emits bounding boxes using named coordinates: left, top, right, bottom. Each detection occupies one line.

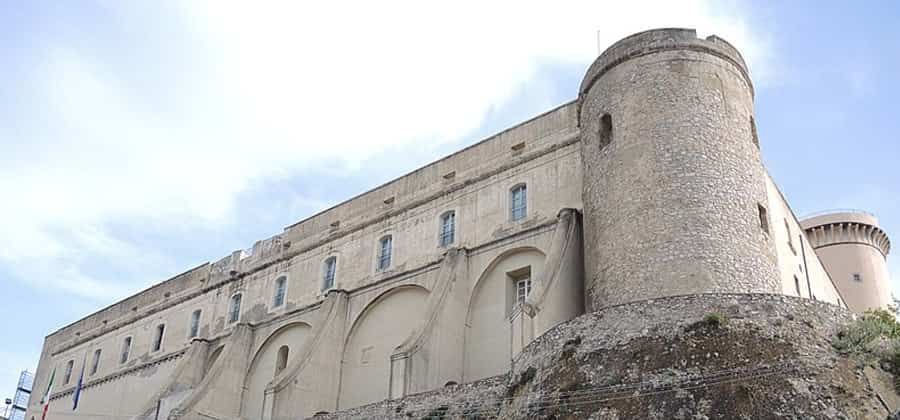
left=73, top=353, right=86, bottom=410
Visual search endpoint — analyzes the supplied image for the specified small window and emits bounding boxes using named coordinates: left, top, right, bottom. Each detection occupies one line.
left=229, top=294, right=242, bottom=324
left=273, top=276, right=287, bottom=307
left=439, top=211, right=455, bottom=247
left=276, top=345, right=289, bottom=376
left=757, top=204, right=769, bottom=234
left=189, top=310, right=202, bottom=338
left=64, top=360, right=74, bottom=384
left=750, top=116, right=760, bottom=149
left=153, top=324, right=165, bottom=352
left=377, top=235, right=392, bottom=271
left=90, top=349, right=101, bottom=375
left=785, top=219, right=795, bottom=252
left=516, top=277, right=532, bottom=306
left=507, top=266, right=532, bottom=313
left=322, top=257, right=337, bottom=291
left=598, top=113, right=613, bottom=149
left=794, top=275, right=802, bottom=297
left=511, top=185, right=527, bottom=221
left=853, top=273, right=862, bottom=282
left=121, top=337, right=132, bottom=364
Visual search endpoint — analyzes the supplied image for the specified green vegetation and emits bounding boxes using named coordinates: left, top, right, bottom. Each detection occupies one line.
left=702, top=312, right=728, bottom=328
left=833, top=309, right=900, bottom=389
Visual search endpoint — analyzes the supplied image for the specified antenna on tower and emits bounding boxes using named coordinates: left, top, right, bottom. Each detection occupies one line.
left=597, top=30, right=603, bottom=55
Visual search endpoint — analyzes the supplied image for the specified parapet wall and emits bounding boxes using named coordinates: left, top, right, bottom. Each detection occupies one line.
left=579, top=28, right=752, bottom=98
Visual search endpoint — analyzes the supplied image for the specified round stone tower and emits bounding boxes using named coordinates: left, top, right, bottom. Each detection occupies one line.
left=578, top=28, right=781, bottom=310
left=801, top=211, right=892, bottom=313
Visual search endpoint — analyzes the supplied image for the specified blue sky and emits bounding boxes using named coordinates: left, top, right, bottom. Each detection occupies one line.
left=1, top=0, right=898, bottom=395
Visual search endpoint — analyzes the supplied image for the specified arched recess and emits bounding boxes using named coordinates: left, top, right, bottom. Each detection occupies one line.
left=463, top=247, right=545, bottom=382
left=338, top=285, right=429, bottom=410
left=241, top=322, right=312, bottom=420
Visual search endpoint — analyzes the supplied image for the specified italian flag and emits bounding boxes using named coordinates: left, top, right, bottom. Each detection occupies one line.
left=40, top=367, right=55, bottom=420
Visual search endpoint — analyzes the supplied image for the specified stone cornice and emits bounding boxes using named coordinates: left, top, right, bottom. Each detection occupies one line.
left=804, top=221, right=891, bottom=257
left=49, top=347, right=187, bottom=401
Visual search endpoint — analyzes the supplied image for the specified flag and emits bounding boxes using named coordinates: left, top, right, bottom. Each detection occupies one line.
left=72, top=354, right=87, bottom=411
left=40, top=366, right=56, bottom=420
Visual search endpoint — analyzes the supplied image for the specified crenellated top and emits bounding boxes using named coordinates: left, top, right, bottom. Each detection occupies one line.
left=801, top=211, right=891, bottom=257
left=579, top=28, right=752, bottom=98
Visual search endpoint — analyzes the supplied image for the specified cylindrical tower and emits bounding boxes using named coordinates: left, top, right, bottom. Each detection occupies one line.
left=578, top=28, right=780, bottom=310
left=801, top=211, right=892, bottom=313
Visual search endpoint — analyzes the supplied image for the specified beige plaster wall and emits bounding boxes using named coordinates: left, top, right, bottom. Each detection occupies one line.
left=338, top=285, right=430, bottom=410
left=764, top=176, right=845, bottom=307
left=464, top=249, right=546, bottom=382
left=241, top=322, right=311, bottom=419
left=810, top=244, right=891, bottom=312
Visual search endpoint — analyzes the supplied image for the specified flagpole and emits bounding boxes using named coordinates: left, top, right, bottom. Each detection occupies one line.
left=72, top=351, right=88, bottom=411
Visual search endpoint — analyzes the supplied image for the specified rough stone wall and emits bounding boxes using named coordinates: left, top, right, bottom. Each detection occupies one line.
left=579, top=28, right=780, bottom=310
left=319, top=293, right=894, bottom=419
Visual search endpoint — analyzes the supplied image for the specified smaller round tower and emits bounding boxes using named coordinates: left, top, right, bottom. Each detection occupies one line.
left=801, top=211, right=892, bottom=313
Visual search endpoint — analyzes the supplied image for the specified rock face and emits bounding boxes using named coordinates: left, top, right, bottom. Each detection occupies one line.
left=316, top=294, right=897, bottom=419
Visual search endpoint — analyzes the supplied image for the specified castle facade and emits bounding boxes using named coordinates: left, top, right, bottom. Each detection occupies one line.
left=26, top=28, right=892, bottom=420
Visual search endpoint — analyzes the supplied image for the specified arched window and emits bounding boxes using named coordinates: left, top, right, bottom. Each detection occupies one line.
left=189, top=309, right=202, bottom=338
left=273, top=276, right=287, bottom=307
left=377, top=235, right=392, bottom=271
left=153, top=324, right=165, bottom=352
left=322, top=257, right=337, bottom=291
left=510, top=185, right=527, bottom=221
left=275, top=345, right=289, bottom=375
left=90, top=349, right=101, bottom=375
left=439, top=211, right=455, bottom=247
left=63, top=360, right=74, bottom=384
left=120, top=337, right=132, bottom=364
left=229, top=294, right=242, bottom=324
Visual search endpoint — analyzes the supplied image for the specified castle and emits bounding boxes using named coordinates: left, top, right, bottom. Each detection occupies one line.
left=26, top=28, right=893, bottom=420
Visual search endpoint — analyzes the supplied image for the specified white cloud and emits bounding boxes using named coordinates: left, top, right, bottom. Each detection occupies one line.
left=1, top=0, right=771, bottom=301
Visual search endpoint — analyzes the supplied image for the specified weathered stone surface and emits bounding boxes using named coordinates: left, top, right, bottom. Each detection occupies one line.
left=319, top=294, right=895, bottom=419
left=579, top=28, right=780, bottom=310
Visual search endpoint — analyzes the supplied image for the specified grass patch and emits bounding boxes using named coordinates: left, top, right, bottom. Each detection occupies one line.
left=703, top=313, right=728, bottom=328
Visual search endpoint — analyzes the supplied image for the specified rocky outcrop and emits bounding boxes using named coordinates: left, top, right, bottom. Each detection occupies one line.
left=315, top=294, right=898, bottom=419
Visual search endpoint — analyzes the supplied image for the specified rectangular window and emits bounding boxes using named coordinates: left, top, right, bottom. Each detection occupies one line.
left=121, top=337, right=132, bottom=364
left=153, top=324, right=165, bottom=352
left=758, top=204, right=769, bottom=234
left=511, top=185, right=527, bottom=221
left=378, top=236, right=392, bottom=270
left=516, top=277, right=532, bottom=305
left=229, top=294, right=242, bottom=323
left=439, top=212, right=455, bottom=247
left=64, top=360, right=74, bottom=384
left=189, top=310, right=201, bottom=338
left=323, top=258, right=336, bottom=291
left=853, top=273, right=862, bottom=282
left=90, top=349, right=101, bottom=375
left=273, top=277, right=287, bottom=307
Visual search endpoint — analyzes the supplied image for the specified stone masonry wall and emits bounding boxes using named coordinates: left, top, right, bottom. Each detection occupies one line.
left=579, top=28, right=781, bottom=310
